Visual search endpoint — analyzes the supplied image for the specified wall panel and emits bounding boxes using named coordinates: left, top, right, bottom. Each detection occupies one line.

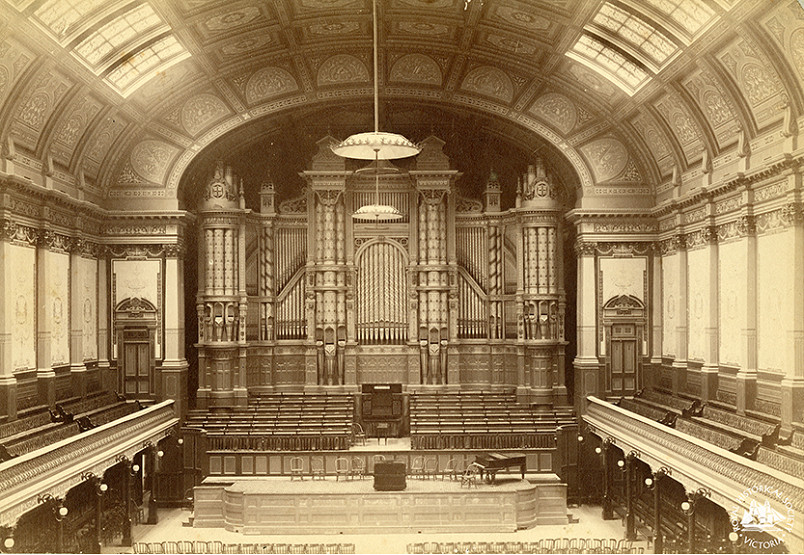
left=718, top=241, right=745, bottom=367
left=6, top=244, right=36, bottom=370
left=687, top=248, right=708, bottom=362
left=48, top=251, right=70, bottom=366
left=757, top=230, right=791, bottom=373
left=661, top=253, right=678, bottom=357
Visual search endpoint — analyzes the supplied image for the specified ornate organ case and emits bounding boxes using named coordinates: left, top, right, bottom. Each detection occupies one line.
left=195, top=136, right=567, bottom=408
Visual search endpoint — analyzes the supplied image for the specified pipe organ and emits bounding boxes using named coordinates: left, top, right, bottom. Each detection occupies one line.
left=196, top=137, right=566, bottom=408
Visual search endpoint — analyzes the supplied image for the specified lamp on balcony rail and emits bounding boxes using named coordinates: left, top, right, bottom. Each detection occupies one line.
left=330, top=0, right=420, bottom=221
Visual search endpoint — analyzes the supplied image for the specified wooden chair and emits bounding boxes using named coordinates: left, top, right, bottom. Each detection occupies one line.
left=133, top=544, right=151, bottom=554
left=410, top=456, right=424, bottom=479
left=151, top=543, right=166, bottom=554
left=441, top=457, right=458, bottom=480
left=208, top=541, right=224, bottom=554
left=352, top=422, right=367, bottom=445
left=460, top=462, right=480, bottom=488
left=290, top=456, right=305, bottom=480
left=311, top=457, right=326, bottom=480
left=351, top=456, right=365, bottom=480
left=423, top=457, right=438, bottom=479
left=335, top=457, right=350, bottom=481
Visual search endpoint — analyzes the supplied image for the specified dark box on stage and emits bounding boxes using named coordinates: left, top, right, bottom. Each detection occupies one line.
left=373, top=462, right=406, bottom=491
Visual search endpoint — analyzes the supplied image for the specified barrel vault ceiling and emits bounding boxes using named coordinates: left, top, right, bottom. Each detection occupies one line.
left=0, top=0, right=802, bottom=211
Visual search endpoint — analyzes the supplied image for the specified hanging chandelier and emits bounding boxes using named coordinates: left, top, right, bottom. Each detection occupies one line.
left=330, top=0, right=420, bottom=221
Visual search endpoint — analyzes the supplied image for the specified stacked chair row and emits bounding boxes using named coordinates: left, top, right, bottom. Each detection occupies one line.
left=133, top=542, right=356, bottom=554
left=407, top=538, right=643, bottom=554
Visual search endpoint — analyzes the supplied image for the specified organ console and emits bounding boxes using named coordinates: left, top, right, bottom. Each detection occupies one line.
left=195, top=136, right=567, bottom=409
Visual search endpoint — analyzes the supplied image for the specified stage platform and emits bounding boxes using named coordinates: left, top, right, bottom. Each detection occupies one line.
left=194, top=474, right=568, bottom=535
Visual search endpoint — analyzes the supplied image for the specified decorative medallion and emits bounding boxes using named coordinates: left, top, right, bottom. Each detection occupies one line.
left=580, top=138, right=629, bottom=182
left=389, top=53, right=442, bottom=85
left=316, top=54, right=369, bottom=85
left=245, top=67, right=299, bottom=104
left=529, top=93, right=577, bottom=134
left=204, top=7, right=260, bottom=32
left=460, top=66, right=514, bottom=102
left=398, top=21, right=449, bottom=36
left=129, top=139, right=179, bottom=184
left=180, top=93, right=231, bottom=136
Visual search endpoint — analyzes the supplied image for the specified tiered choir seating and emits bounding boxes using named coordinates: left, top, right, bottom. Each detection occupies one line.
left=183, top=394, right=354, bottom=451
left=406, top=538, right=643, bottom=554
left=617, top=388, right=800, bottom=477
left=0, top=391, right=140, bottom=461
left=409, top=391, right=575, bottom=450
left=133, top=541, right=355, bottom=554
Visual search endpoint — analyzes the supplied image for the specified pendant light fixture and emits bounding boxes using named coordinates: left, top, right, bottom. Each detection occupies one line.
left=330, top=0, right=420, bottom=221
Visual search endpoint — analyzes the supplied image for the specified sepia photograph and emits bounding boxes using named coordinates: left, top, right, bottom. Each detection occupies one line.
left=0, top=0, right=801, bottom=553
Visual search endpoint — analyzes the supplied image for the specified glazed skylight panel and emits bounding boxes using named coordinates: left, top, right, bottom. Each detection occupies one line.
left=568, top=34, right=650, bottom=95
left=33, top=0, right=109, bottom=41
left=642, top=0, right=716, bottom=36
left=74, top=3, right=165, bottom=69
left=592, top=2, right=678, bottom=69
left=104, top=34, right=189, bottom=97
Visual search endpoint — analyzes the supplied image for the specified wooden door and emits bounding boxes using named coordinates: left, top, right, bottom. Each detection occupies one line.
left=123, top=330, right=151, bottom=396
left=610, top=324, right=637, bottom=395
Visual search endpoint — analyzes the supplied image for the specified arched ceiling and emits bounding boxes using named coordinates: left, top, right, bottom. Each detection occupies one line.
left=0, top=0, right=802, bottom=212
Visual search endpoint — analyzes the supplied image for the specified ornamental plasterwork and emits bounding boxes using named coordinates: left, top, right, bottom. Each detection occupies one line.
left=396, top=22, right=450, bottom=38
left=580, top=138, right=629, bottom=183
left=594, top=242, right=653, bottom=256
left=389, top=54, right=442, bottom=85
left=492, top=5, right=551, bottom=31
left=129, top=139, right=180, bottom=184
left=1, top=220, right=38, bottom=246
left=455, top=196, right=482, bottom=213
left=13, top=70, right=72, bottom=136
left=316, top=54, right=369, bottom=86
left=180, top=93, right=231, bottom=137
left=245, top=67, right=299, bottom=104
left=715, top=196, right=741, bottom=214
left=654, top=93, right=703, bottom=164
left=754, top=180, right=788, bottom=203
left=460, top=65, right=514, bottom=103
left=528, top=92, right=577, bottom=135
left=717, top=37, right=784, bottom=127
left=593, top=222, right=658, bottom=233
left=682, top=70, right=738, bottom=148
left=202, top=6, right=261, bottom=33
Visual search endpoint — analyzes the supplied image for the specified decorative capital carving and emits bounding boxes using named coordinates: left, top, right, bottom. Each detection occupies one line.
left=736, top=215, right=756, bottom=237
left=781, top=203, right=804, bottom=226
left=574, top=240, right=597, bottom=257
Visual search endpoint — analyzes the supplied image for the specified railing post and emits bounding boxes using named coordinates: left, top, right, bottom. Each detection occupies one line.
left=116, top=455, right=138, bottom=547
left=624, top=451, right=639, bottom=541
left=644, top=466, right=670, bottom=554
left=681, top=488, right=710, bottom=554
left=597, top=437, right=615, bottom=520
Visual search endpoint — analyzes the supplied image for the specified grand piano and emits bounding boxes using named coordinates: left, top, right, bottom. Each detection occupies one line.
left=474, top=452, right=527, bottom=484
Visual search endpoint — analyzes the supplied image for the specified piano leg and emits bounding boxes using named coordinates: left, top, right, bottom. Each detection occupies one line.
left=520, top=463, right=526, bottom=480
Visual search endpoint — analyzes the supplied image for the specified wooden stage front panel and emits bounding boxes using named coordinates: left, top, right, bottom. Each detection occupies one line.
left=194, top=475, right=568, bottom=534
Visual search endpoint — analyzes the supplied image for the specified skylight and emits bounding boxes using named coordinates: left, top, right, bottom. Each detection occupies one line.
left=74, top=4, right=165, bottom=69
left=592, top=3, right=679, bottom=69
left=568, top=34, right=650, bottom=95
left=104, top=34, right=190, bottom=97
left=11, top=0, right=192, bottom=98
left=642, top=0, right=716, bottom=36
left=34, top=0, right=109, bottom=41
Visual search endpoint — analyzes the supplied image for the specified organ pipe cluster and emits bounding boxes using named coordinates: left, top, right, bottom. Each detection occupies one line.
left=194, top=138, right=567, bottom=407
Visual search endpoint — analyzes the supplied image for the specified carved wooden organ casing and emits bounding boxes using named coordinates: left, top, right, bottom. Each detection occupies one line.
left=195, top=137, right=567, bottom=408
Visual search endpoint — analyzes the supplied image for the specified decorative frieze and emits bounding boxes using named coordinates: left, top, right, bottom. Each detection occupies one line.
left=594, top=242, right=653, bottom=256
left=593, top=221, right=658, bottom=233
